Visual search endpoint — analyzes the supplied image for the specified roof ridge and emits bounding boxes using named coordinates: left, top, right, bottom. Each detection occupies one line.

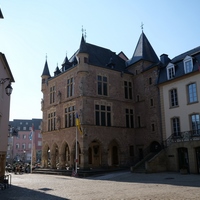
left=172, top=46, right=200, bottom=62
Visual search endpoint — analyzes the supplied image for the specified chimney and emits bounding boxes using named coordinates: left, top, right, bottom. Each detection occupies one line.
left=160, top=54, right=170, bottom=65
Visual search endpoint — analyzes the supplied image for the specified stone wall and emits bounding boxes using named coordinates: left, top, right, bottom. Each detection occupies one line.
left=146, top=140, right=200, bottom=174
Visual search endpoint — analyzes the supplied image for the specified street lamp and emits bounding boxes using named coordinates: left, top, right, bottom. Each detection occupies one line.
left=23, top=150, right=26, bottom=163
left=0, top=78, right=13, bottom=96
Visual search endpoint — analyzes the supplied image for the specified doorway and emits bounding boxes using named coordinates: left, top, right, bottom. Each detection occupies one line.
left=195, top=147, right=200, bottom=173
left=112, top=146, right=119, bottom=166
left=139, top=148, right=143, bottom=161
left=178, top=147, right=189, bottom=173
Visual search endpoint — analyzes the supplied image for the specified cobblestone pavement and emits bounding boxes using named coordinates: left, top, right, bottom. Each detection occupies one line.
left=1, top=171, right=200, bottom=200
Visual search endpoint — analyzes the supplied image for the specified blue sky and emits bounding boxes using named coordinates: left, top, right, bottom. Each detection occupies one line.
left=1, top=0, right=200, bottom=120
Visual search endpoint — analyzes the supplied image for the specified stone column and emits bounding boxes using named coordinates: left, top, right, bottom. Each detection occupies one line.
left=80, top=147, right=89, bottom=169
left=41, top=150, right=48, bottom=168
left=59, top=153, right=65, bottom=169
left=51, top=153, right=56, bottom=169
left=101, top=148, right=109, bottom=167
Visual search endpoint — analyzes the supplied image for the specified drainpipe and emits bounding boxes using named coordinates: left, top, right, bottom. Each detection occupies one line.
left=156, top=67, right=164, bottom=148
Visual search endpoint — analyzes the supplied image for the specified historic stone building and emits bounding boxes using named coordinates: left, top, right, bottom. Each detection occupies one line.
left=41, top=31, right=162, bottom=170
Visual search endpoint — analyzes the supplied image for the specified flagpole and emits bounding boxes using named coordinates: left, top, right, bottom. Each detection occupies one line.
left=30, top=130, right=34, bottom=173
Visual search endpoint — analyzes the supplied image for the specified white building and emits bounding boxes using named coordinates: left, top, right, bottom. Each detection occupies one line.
left=157, top=47, right=200, bottom=173
left=0, top=52, right=14, bottom=177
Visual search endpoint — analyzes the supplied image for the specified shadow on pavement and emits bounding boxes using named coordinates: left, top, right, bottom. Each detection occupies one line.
left=0, top=185, right=68, bottom=200
left=87, top=171, right=200, bottom=188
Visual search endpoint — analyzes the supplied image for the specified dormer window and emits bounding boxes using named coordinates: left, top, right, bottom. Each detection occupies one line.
left=166, top=63, right=175, bottom=80
left=184, top=56, right=193, bottom=74
left=84, top=57, right=88, bottom=63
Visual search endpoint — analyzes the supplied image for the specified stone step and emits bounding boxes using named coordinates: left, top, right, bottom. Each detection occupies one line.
left=33, top=167, right=129, bottom=177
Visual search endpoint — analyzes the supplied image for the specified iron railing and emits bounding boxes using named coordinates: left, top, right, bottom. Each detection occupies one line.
left=133, top=145, right=151, bottom=166
left=163, top=130, right=200, bottom=148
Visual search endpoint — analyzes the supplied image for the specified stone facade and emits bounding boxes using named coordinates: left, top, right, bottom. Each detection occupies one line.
left=41, top=33, right=162, bottom=170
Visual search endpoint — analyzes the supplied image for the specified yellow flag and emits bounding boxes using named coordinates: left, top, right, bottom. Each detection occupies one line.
left=76, top=113, right=82, bottom=134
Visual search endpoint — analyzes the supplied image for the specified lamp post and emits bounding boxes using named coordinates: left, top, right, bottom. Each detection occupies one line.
left=0, top=78, right=13, bottom=96
left=23, top=150, right=26, bottom=163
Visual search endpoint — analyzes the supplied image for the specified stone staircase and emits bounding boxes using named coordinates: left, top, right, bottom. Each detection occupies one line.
left=33, top=167, right=129, bottom=177
left=132, top=162, right=146, bottom=173
left=131, top=152, right=157, bottom=173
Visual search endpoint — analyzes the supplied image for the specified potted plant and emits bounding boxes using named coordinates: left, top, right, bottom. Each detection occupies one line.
left=180, top=166, right=188, bottom=174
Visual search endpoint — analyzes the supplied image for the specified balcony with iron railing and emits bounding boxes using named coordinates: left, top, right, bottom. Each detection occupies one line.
left=163, top=129, right=200, bottom=148
left=131, top=130, right=200, bottom=172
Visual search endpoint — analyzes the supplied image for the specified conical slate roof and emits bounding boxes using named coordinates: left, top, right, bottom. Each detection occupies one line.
left=41, top=60, right=51, bottom=77
left=78, top=35, right=87, bottom=53
left=0, top=9, right=3, bottom=19
left=54, top=65, right=61, bottom=76
left=127, top=32, right=159, bottom=66
left=62, top=54, right=72, bottom=71
left=62, top=55, right=71, bottom=66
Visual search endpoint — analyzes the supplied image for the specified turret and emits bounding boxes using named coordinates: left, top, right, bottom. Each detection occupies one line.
left=76, top=35, right=89, bottom=73
left=41, top=59, right=51, bottom=92
left=54, top=64, right=61, bottom=76
left=62, top=54, right=72, bottom=72
left=127, top=31, right=159, bottom=67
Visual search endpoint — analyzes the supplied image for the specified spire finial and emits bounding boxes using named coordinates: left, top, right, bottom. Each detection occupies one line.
left=81, top=25, right=84, bottom=36
left=141, top=22, right=144, bottom=32
left=81, top=25, right=87, bottom=41
left=84, top=29, right=87, bottom=41
left=46, top=54, right=47, bottom=60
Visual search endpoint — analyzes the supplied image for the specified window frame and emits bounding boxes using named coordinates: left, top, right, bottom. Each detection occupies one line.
left=166, top=63, right=175, bottom=80
left=95, top=104, right=111, bottom=126
left=149, top=77, right=152, bottom=85
left=151, top=123, right=155, bottom=132
left=124, top=81, right=133, bottom=100
left=22, top=143, right=26, bottom=150
left=150, top=98, right=154, bottom=107
left=64, top=106, right=75, bottom=128
left=183, top=56, right=193, bottom=74
left=137, top=116, right=141, bottom=128
left=16, top=144, right=19, bottom=149
left=48, top=111, right=56, bottom=131
left=67, top=77, right=74, bottom=98
left=125, top=108, right=134, bottom=128
left=50, top=85, right=56, bottom=104
left=38, top=141, right=42, bottom=146
left=190, top=114, right=200, bottom=135
left=187, top=82, right=198, bottom=104
left=169, top=88, right=178, bottom=108
left=171, top=117, right=181, bottom=137
left=97, top=75, right=108, bottom=96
